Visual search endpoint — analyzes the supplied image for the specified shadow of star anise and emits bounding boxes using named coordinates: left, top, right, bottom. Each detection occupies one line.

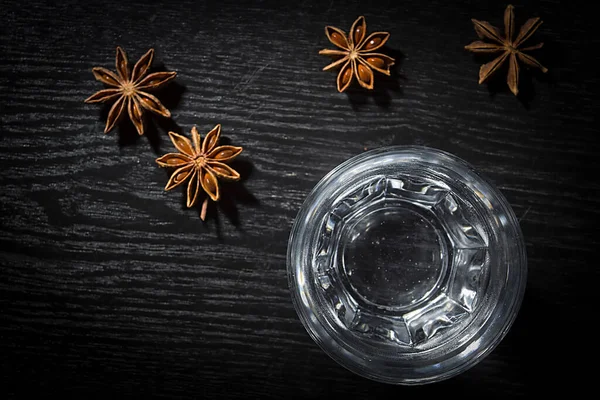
left=156, top=124, right=243, bottom=221
left=85, top=46, right=177, bottom=135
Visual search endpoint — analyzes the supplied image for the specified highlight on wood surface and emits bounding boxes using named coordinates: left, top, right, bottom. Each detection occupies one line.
left=156, top=125, right=243, bottom=221
left=85, top=47, right=177, bottom=135
left=465, top=4, right=547, bottom=96
left=319, top=16, right=395, bottom=92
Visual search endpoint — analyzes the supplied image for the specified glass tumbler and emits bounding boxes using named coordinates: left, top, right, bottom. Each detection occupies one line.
left=287, top=146, right=526, bottom=384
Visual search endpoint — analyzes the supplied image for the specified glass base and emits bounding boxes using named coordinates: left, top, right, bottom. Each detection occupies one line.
left=316, top=176, right=489, bottom=347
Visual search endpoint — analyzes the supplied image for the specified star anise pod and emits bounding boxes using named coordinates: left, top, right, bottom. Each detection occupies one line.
left=319, top=16, right=395, bottom=92
left=156, top=125, right=243, bottom=220
left=85, top=47, right=177, bottom=135
left=465, top=4, right=548, bottom=96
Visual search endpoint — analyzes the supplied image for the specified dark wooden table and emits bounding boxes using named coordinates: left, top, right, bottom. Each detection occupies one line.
left=1, top=0, right=597, bottom=397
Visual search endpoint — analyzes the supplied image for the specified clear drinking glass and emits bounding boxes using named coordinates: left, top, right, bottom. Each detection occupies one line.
left=287, top=146, right=527, bottom=384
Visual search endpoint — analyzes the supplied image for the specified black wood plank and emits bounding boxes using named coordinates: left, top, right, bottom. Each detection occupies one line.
left=1, top=0, right=598, bottom=397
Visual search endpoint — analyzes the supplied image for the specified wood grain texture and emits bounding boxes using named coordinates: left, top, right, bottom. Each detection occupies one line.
left=1, top=0, right=598, bottom=397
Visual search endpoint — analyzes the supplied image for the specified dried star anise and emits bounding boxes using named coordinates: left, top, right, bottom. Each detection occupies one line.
left=85, top=47, right=177, bottom=135
left=465, top=4, right=547, bottom=96
left=156, top=125, right=243, bottom=220
left=319, top=16, right=395, bottom=92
